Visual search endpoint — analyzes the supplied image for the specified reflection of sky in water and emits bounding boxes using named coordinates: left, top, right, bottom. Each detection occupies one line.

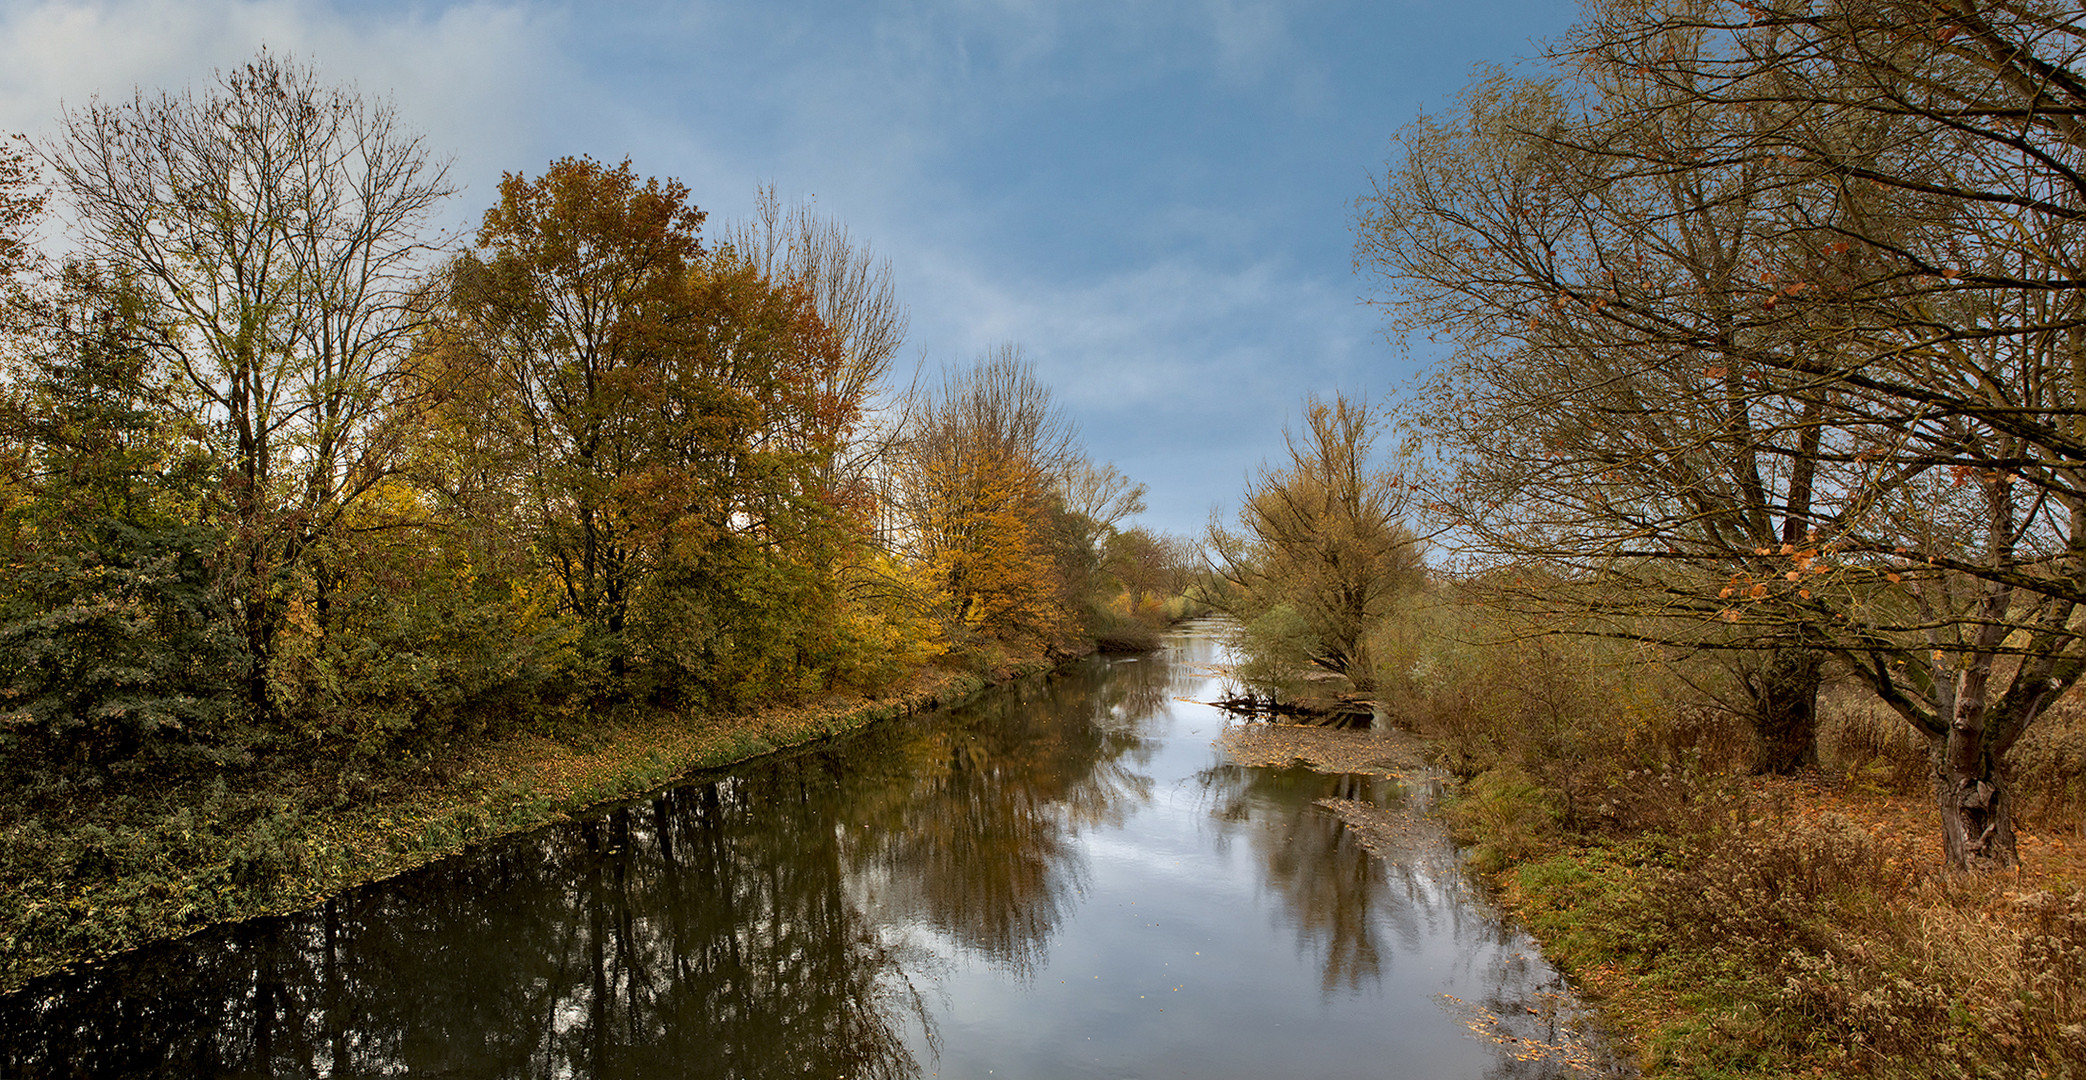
left=903, top=628, right=1602, bottom=1080
left=0, top=621, right=1613, bottom=1079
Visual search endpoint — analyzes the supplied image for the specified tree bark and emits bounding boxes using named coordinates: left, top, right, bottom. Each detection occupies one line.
left=1744, top=646, right=1823, bottom=775
left=1930, top=732, right=2018, bottom=871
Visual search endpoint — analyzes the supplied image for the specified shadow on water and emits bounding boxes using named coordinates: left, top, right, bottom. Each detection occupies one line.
left=0, top=658, right=1165, bottom=1079
left=0, top=627, right=1622, bottom=1078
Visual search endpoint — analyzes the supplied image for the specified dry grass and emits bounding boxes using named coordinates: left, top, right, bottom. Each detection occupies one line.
left=1355, top=615, right=2086, bottom=1078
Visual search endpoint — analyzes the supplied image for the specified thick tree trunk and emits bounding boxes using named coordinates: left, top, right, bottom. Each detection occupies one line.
left=1745, top=646, right=1823, bottom=775
left=1929, top=733, right=2019, bottom=872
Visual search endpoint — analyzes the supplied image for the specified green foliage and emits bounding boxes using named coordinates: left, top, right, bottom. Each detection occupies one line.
left=1449, top=765, right=1559, bottom=873
left=264, top=529, right=579, bottom=756
left=1231, top=604, right=1318, bottom=698
left=0, top=53, right=1189, bottom=1009
left=0, top=265, right=246, bottom=775
left=0, top=522, right=247, bottom=772
left=822, top=553, right=949, bottom=693
left=628, top=534, right=836, bottom=708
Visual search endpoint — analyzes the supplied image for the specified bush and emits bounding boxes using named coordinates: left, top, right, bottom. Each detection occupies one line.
left=265, top=531, right=577, bottom=756
left=0, top=522, right=248, bottom=777
left=2012, top=699, right=2086, bottom=837
left=1336, top=585, right=2086, bottom=1077
left=1816, top=689, right=1931, bottom=797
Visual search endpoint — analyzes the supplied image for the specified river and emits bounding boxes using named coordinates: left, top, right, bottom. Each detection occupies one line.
left=0, top=621, right=1616, bottom=1078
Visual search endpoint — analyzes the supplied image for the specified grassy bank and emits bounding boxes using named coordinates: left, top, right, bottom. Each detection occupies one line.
left=1354, top=605, right=2086, bottom=1078
left=1474, top=775, right=2086, bottom=1078
left=0, top=653, right=1052, bottom=994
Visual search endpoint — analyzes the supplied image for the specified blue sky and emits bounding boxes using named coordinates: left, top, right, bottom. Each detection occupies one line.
left=0, top=0, right=1579, bottom=536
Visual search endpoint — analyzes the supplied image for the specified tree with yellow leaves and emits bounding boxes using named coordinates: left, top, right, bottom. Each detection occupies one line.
left=893, top=347, right=1079, bottom=650
left=1207, top=393, right=1422, bottom=695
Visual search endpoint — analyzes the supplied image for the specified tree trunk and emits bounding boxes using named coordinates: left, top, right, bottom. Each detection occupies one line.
left=1745, top=646, right=1823, bottom=774
left=1929, top=732, right=2018, bottom=872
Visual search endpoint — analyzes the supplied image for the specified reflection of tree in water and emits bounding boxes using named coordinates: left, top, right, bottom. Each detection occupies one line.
left=0, top=658, right=1162, bottom=1078
left=0, top=778, right=926, bottom=1079
left=1201, top=756, right=1621, bottom=1080
left=1199, top=761, right=1453, bottom=993
left=840, top=654, right=1161, bottom=974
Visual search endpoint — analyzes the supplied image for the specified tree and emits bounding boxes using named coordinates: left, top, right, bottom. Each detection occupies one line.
left=721, top=185, right=908, bottom=456
left=48, top=51, right=452, bottom=716
left=893, top=347, right=1080, bottom=649
left=1577, top=0, right=2086, bottom=872
left=1361, top=0, right=2086, bottom=869
left=0, top=134, right=39, bottom=306
left=1101, top=525, right=1198, bottom=609
left=438, top=157, right=863, bottom=702
left=1556, top=0, right=2086, bottom=871
left=441, top=156, right=708, bottom=676
left=1358, top=62, right=1860, bottom=771
left=0, top=263, right=242, bottom=770
left=1206, top=394, right=1422, bottom=695
left=1057, top=457, right=1148, bottom=556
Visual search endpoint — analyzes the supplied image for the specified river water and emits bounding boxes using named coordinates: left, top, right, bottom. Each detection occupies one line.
left=0, top=622, right=1614, bottom=1078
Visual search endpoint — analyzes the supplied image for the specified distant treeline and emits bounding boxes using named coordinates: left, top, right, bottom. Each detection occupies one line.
left=0, top=53, right=1200, bottom=791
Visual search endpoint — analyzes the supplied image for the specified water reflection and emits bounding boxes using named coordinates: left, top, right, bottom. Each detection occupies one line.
left=845, top=659, right=1166, bottom=974
left=0, top=627, right=1617, bottom=1079
left=1196, top=749, right=1612, bottom=1077
left=1, top=785, right=929, bottom=1078
left=1200, top=764, right=1415, bottom=992
left=0, top=657, right=1161, bottom=1079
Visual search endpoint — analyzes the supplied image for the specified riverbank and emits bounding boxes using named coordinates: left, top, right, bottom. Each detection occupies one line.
left=1219, top=715, right=2086, bottom=1078
left=1484, top=772, right=2086, bottom=1079
left=0, top=652, right=1058, bottom=993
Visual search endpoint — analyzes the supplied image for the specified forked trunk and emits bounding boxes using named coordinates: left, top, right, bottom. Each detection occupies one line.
left=1929, top=732, right=2017, bottom=871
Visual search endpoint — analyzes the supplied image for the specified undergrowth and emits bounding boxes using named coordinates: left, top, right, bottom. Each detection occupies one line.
left=1363, top=589, right=2086, bottom=1079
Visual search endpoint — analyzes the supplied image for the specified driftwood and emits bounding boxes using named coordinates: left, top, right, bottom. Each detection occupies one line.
left=1209, top=692, right=1381, bottom=729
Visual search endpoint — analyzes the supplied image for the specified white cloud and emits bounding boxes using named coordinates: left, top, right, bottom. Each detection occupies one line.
left=893, top=241, right=1387, bottom=533
left=0, top=0, right=568, bottom=217
left=0, top=0, right=1411, bottom=536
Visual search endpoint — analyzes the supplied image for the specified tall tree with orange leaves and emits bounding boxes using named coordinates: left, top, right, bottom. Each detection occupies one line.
left=435, top=156, right=861, bottom=702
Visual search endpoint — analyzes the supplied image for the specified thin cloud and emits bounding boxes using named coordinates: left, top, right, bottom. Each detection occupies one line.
left=0, top=0, right=565, bottom=216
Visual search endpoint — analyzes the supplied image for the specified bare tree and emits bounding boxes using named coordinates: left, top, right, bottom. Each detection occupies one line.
left=1562, top=0, right=2086, bottom=872
left=1057, top=456, right=1148, bottom=552
left=1360, top=62, right=1861, bottom=770
left=723, top=186, right=908, bottom=457
left=1363, top=0, right=2086, bottom=869
left=48, top=51, right=452, bottom=711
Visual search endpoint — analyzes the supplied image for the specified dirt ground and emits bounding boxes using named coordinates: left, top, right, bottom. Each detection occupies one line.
left=1216, top=720, right=1432, bottom=776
